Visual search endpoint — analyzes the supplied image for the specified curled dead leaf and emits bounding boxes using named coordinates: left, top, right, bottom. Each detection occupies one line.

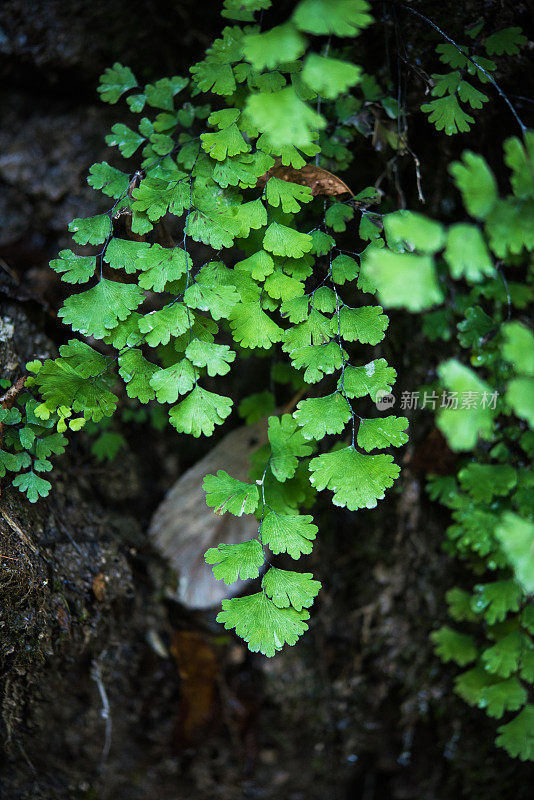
left=256, top=161, right=353, bottom=196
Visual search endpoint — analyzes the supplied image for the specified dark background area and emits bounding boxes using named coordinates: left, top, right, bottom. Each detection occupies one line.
left=0, top=1, right=533, bottom=798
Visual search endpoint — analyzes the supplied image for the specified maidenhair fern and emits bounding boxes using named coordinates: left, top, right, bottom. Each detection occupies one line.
left=372, top=134, right=534, bottom=762
left=7, top=0, right=404, bottom=657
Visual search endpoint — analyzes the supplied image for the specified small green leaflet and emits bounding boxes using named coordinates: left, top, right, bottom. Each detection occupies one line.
left=325, top=203, right=354, bottom=233
left=263, top=567, right=321, bottom=611
left=35, top=359, right=117, bottom=422
left=58, top=279, right=144, bottom=339
left=50, top=250, right=96, bottom=284
left=384, top=210, right=445, bottom=254
left=185, top=339, right=236, bottom=377
left=496, top=705, right=534, bottom=760
left=217, top=592, right=310, bottom=657
left=261, top=511, right=318, bottom=559
left=290, top=341, right=344, bottom=383
left=361, top=247, right=443, bottom=312
left=145, top=76, right=188, bottom=110
left=137, top=244, right=191, bottom=291
left=105, top=123, right=145, bottom=158
left=138, top=303, right=190, bottom=347
left=421, top=95, right=475, bottom=135
left=265, top=177, right=313, bottom=213
left=263, top=222, right=312, bottom=258
left=204, top=469, right=259, bottom=516
left=309, top=445, right=400, bottom=510
left=205, top=539, right=264, bottom=584
left=444, top=224, right=495, bottom=282
left=336, top=305, right=388, bottom=345
left=12, top=471, right=52, bottom=503
left=481, top=631, right=522, bottom=678
left=169, top=386, right=232, bottom=437
left=302, top=54, right=361, bottom=99
left=230, top=301, right=284, bottom=349
left=471, top=580, right=522, bottom=624
left=356, top=416, right=408, bottom=451
left=201, top=124, right=250, bottom=161
left=246, top=87, right=325, bottom=149
left=502, top=322, right=534, bottom=376
left=431, top=626, right=478, bottom=666
left=149, top=360, right=196, bottom=404
left=104, top=238, right=149, bottom=273
left=331, top=253, right=359, bottom=284
left=87, top=162, right=130, bottom=198
left=97, top=63, right=137, bottom=104
left=243, top=22, right=306, bottom=70
left=293, top=0, right=373, bottom=37
left=449, top=151, right=497, bottom=219
left=118, top=349, right=157, bottom=403
left=69, top=214, right=111, bottom=246
left=268, top=414, right=313, bottom=482
left=437, top=359, right=494, bottom=451
left=458, top=464, right=516, bottom=503
left=294, top=392, right=352, bottom=441
left=495, top=513, right=534, bottom=594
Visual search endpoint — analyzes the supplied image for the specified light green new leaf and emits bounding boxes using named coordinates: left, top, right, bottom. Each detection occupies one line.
left=341, top=360, right=396, bottom=402
left=69, top=214, right=111, bottom=246
left=246, top=87, right=325, bottom=149
left=309, top=445, right=400, bottom=510
left=449, top=151, right=497, bottom=219
left=263, top=222, right=312, bottom=258
left=265, top=177, right=313, bottom=213
left=185, top=339, right=236, bottom=377
left=268, top=414, right=313, bottom=483
left=357, top=416, right=408, bottom=451
left=302, top=54, right=361, bottom=99
left=290, top=341, right=344, bottom=383
left=203, top=469, right=259, bottom=516
left=243, top=22, right=306, bottom=70
left=361, top=247, right=443, bottom=311
left=495, top=513, right=534, bottom=594
left=50, top=250, right=96, bottom=284
left=293, top=0, right=372, bottom=36
left=496, top=705, right=534, bottom=760
left=104, top=238, right=150, bottom=273
left=336, top=305, right=388, bottom=345
left=12, top=471, right=52, bottom=503
left=58, top=279, right=144, bottom=339
left=169, top=386, right=232, bottom=437
left=190, top=60, right=236, bottom=96
left=149, top=360, right=196, bottom=404
left=310, top=230, right=335, bottom=256
left=97, top=63, right=137, bottom=103
left=230, top=301, right=284, bottom=349
left=201, top=124, right=250, bottom=161
left=502, top=322, right=534, bottom=376
left=444, top=224, right=495, bottom=282
left=136, top=244, right=191, bottom=291
left=331, top=253, right=359, bottom=284
left=105, top=123, right=145, bottom=158
left=235, top=199, right=268, bottom=238
left=264, top=567, right=321, bottom=612
left=294, top=392, right=351, bottom=441
left=384, top=210, right=445, bottom=254
left=261, top=511, right=318, bottom=559
left=431, top=626, right=478, bottom=666
left=145, top=76, right=188, bottom=110
left=205, top=539, right=264, bottom=584
left=118, top=349, right=157, bottom=403
left=437, top=359, right=494, bottom=451
left=236, top=250, right=275, bottom=280
left=87, top=162, right=130, bottom=198
left=217, top=592, right=310, bottom=657
left=138, top=303, right=190, bottom=347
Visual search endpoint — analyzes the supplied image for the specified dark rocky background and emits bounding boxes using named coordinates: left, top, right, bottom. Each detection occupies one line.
left=1, top=1, right=533, bottom=798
